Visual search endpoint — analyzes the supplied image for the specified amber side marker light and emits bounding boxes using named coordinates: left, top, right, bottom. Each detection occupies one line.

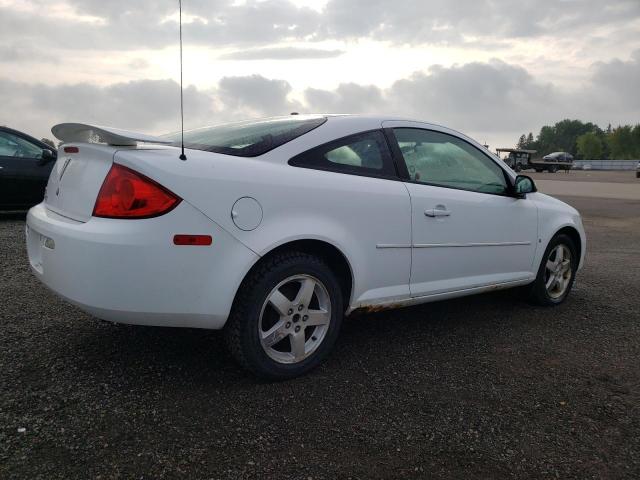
left=173, top=234, right=213, bottom=246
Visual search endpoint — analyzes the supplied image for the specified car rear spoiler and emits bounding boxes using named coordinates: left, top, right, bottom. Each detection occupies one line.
left=51, top=123, right=173, bottom=147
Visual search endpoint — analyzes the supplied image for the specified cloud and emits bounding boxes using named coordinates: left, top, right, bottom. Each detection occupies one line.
left=217, top=75, right=302, bottom=117
left=0, top=79, right=215, bottom=139
left=1, top=57, right=638, bottom=148
left=3, top=0, right=638, bottom=51
left=387, top=61, right=557, bottom=132
left=127, top=58, right=150, bottom=70
left=319, top=0, right=640, bottom=44
left=304, top=83, right=385, bottom=114
left=590, top=49, right=640, bottom=110
left=0, top=43, right=58, bottom=63
left=0, top=74, right=301, bottom=140
left=0, top=1, right=321, bottom=51
left=220, top=47, right=344, bottom=60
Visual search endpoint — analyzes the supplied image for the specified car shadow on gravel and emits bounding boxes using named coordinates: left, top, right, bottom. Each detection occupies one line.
left=64, top=288, right=547, bottom=386
left=0, top=212, right=27, bottom=221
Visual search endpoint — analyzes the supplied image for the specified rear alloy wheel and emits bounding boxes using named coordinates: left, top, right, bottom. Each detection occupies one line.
left=528, top=234, right=577, bottom=306
left=225, top=251, right=343, bottom=380
left=259, top=274, right=331, bottom=364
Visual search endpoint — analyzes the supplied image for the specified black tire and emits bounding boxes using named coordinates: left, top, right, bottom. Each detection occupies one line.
left=527, top=234, right=578, bottom=306
left=548, top=165, right=558, bottom=173
left=225, top=251, right=344, bottom=380
left=535, top=168, right=543, bottom=173
left=515, top=164, right=522, bottom=172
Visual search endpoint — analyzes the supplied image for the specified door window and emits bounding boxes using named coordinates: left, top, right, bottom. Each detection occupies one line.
left=0, top=131, right=44, bottom=159
left=393, top=128, right=508, bottom=194
left=289, top=130, right=396, bottom=177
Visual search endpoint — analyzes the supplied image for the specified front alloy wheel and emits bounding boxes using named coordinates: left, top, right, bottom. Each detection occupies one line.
left=528, top=233, right=578, bottom=306
left=544, top=244, right=573, bottom=299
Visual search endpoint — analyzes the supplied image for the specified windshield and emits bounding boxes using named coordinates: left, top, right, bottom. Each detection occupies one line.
left=165, top=115, right=327, bottom=157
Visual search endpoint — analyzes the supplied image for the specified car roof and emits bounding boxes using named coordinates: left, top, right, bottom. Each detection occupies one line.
left=321, top=114, right=477, bottom=141
left=318, top=113, right=446, bottom=127
left=268, top=113, right=496, bottom=164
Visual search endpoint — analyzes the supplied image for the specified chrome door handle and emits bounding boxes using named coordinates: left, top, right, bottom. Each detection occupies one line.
left=424, top=207, right=451, bottom=217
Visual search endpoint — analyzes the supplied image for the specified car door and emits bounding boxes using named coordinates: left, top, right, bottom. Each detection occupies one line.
left=0, top=130, right=50, bottom=208
left=385, top=125, right=539, bottom=297
left=288, top=129, right=412, bottom=307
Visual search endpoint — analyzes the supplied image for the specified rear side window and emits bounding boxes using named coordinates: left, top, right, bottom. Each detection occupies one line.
left=166, top=115, right=327, bottom=157
left=289, top=130, right=396, bottom=178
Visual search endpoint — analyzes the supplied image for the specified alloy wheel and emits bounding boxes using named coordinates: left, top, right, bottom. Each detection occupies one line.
left=258, top=274, right=331, bottom=364
left=545, top=244, right=573, bottom=299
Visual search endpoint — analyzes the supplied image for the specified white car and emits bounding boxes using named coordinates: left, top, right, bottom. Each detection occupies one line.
left=26, top=115, right=586, bottom=379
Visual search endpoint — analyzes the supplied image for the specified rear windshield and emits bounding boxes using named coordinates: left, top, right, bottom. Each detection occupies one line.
left=166, top=115, right=327, bottom=157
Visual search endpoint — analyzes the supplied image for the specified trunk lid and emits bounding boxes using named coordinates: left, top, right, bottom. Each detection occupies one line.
left=46, top=123, right=175, bottom=222
left=44, top=143, right=118, bottom=222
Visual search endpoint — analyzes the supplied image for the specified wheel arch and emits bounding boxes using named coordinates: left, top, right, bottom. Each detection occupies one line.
left=234, top=238, right=355, bottom=313
left=553, top=225, right=583, bottom=262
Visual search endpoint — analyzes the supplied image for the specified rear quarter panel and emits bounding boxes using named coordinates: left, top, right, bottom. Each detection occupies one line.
left=115, top=123, right=413, bottom=308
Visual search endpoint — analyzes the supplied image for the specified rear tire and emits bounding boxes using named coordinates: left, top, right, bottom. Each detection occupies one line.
left=548, top=165, right=558, bottom=173
left=224, top=251, right=344, bottom=380
left=528, top=234, right=578, bottom=306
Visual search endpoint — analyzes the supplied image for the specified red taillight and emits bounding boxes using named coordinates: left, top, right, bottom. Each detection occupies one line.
left=93, top=164, right=181, bottom=219
left=64, top=146, right=79, bottom=154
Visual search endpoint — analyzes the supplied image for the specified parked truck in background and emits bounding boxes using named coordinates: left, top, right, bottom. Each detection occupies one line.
left=497, top=148, right=573, bottom=173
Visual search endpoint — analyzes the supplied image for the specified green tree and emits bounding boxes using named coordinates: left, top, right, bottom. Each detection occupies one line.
left=521, top=120, right=639, bottom=160
left=526, top=132, right=535, bottom=149
left=631, top=125, right=640, bottom=158
left=576, top=132, right=603, bottom=159
left=536, top=125, right=557, bottom=155
left=607, top=125, right=635, bottom=159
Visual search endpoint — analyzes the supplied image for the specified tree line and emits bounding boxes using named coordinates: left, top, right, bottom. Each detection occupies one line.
left=516, top=119, right=640, bottom=160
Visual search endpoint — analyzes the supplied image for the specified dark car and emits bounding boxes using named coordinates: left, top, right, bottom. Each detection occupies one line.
left=0, top=126, right=57, bottom=210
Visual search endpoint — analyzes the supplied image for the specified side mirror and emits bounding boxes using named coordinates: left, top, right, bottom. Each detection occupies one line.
left=38, top=148, right=56, bottom=165
left=513, top=175, right=537, bottom=197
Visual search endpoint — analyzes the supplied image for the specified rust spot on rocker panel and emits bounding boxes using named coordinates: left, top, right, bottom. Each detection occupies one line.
left=350, top=302, right=405, bottom=315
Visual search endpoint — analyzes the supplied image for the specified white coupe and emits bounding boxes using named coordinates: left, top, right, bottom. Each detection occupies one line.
left=26, top=115, right=586, bottom=379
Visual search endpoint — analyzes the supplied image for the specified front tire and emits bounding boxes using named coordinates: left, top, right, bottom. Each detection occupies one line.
left=528, top=234, right=578, bottom=306
left=225, top=251, right=344, bottom=380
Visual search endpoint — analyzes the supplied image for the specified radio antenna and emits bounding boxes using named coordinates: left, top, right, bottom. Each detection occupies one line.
left=178, top=0, right=187, bottom=161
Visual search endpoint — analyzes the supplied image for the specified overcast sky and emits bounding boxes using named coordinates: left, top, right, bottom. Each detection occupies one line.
left=0, top=0, right=639, bottom=148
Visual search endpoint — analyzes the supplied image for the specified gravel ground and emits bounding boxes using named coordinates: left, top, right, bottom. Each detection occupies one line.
left=1, top=192, right=639, bottom=479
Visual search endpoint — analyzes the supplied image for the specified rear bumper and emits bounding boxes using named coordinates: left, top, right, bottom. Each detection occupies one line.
left=26, top=202, right=258, bottom=329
